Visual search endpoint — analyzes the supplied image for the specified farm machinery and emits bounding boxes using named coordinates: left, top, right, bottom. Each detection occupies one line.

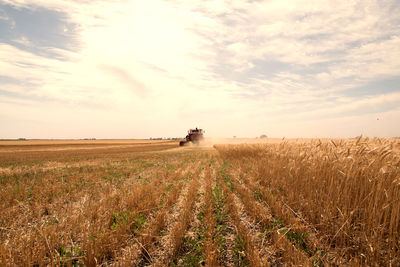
left=179, top=128, right=204, bottom=146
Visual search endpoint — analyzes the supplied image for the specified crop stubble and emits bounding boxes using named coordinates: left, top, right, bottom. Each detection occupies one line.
left=0, top=138, right=399, bottom=266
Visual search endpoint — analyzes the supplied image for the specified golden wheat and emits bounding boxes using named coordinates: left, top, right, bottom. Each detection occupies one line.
left=1, top=138, right=398, bottom=266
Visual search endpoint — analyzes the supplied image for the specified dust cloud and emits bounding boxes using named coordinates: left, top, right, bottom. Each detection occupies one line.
left=198, top=137, right=285, bottom=147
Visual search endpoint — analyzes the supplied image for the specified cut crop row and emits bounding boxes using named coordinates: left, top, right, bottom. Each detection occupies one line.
left=1, top=153, right=192, bottom=266
left=149, top=162, right=202, bottom=266
left=217, top=164, right=264, bottom=267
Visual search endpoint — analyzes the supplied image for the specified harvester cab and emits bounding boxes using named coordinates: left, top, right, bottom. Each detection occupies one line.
left=179, top=128, right=205, bottom=146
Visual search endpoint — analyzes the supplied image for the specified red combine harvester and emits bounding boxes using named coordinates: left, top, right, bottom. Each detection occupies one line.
left=180, top=128, right=204, bottom=146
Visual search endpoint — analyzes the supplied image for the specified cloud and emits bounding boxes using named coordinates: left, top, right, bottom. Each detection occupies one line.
left=100, top=65, right=149, bottom=98
left=0, top=0, right=399, bottom=138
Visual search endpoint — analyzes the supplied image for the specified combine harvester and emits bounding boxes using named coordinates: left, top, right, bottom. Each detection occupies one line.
left=180, top=128, right=204, bottom=146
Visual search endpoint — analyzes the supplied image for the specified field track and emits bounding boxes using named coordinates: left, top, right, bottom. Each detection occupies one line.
left=0, top=138, right=399, bottom=266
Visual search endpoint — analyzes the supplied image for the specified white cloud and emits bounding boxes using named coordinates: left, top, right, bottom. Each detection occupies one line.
left=0, top=0, right=399, bottom=138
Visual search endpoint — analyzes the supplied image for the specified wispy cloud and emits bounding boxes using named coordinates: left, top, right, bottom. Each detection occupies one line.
left=0, top=0, right=399, bottom=138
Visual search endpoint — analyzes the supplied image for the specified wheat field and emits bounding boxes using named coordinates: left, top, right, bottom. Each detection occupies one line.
left=0, top=138, right=399, bottom=266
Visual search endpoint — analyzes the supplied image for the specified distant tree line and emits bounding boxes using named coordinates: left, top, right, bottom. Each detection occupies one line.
left=149, top=137, right=181, bottom=140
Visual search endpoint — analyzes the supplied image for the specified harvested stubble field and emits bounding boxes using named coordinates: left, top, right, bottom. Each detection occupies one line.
left=0, top=138, right=399, bottom=266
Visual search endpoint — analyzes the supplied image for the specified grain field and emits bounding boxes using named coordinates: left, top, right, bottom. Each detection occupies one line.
left=0, top=138, right=399, bottom=266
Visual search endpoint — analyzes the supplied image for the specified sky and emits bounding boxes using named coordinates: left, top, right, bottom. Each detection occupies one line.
left=0, top=0, right=399, bottom=139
